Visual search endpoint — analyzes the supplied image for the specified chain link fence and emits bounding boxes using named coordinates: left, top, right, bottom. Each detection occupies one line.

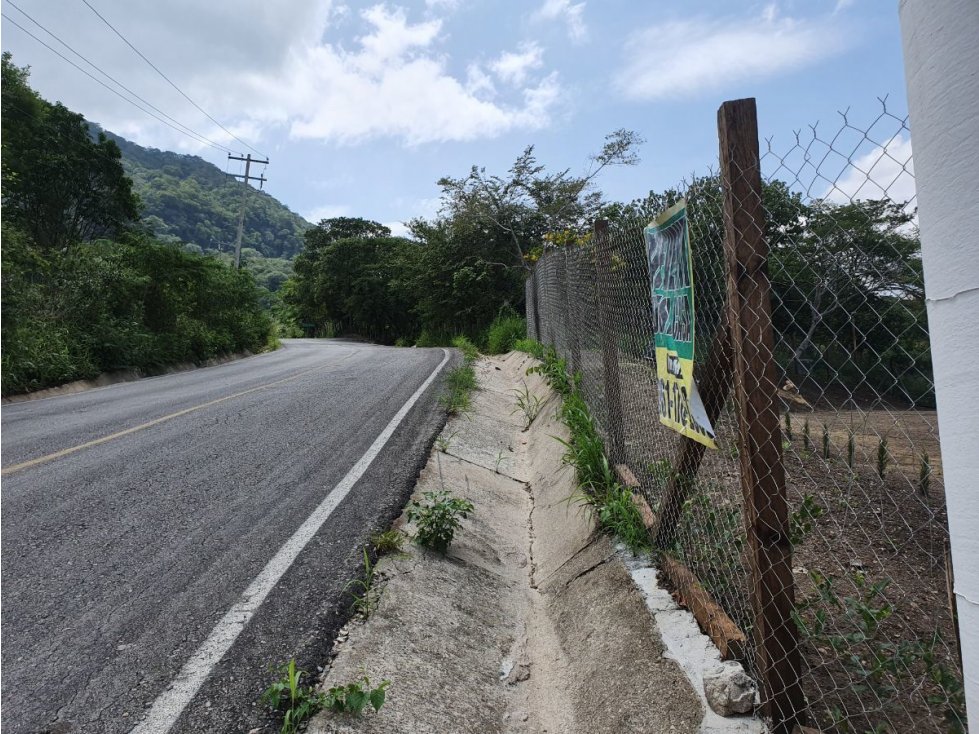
left=526, top=99, right=965, bottom=734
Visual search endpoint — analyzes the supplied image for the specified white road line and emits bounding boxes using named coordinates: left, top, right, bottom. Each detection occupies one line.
left=131, top=348, right=450, bottom=734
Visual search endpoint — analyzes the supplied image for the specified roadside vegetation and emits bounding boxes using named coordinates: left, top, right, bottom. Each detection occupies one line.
left=1, top=54, right=275, bottom=395
left=261, top=659, right=388, bottom=734
left=521, top=341, right=651, bottom=554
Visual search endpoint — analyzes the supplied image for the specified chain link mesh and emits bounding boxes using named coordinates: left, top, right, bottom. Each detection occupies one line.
left=526, top=102, right=965, bottom=733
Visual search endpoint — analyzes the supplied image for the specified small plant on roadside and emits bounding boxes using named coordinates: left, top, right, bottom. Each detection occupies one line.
left=370, top=529, right=405, bottom=555
left=344, top=546, right=378, bottom=618
left=435, top=429, right=458, bottom=453
left=784, top=410, right=793, bottom=440
left=322, top=675, right=390, bottom=716
left=822, top=423, right=831, bottom=460
left=803, top=417, right=812, bottom=453
left=514, top=338, right=545, bottom=360
left=440, top=365, right=477, bottom=415
left=451, top=335, right=479, bottom=364
left=789, top=493, right=825, bottom=545
left=406, top=489, right=474, bottom=554
left=918, top=452, right=931, bottom=497
left=493, top=449, right=506, bottom=474
left=876, top=436, right=889, bottom=479
left=261, top=659, right=326, bottom=734
left=581, top=484, right=651, bottom=554
left=527, top=346, right=575, bottom=397
left=512, top=382, right=544, bottom=429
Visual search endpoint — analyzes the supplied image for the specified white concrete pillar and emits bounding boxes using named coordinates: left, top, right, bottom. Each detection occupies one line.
left=899, top=0, right=979, bottom=718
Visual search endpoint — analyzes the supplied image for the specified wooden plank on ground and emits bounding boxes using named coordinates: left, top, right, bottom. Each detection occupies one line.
left=661, top=554, right=748, bottom=662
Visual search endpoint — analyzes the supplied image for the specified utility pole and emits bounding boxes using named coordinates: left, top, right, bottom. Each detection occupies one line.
left=227, top=153, right=268, bottom=269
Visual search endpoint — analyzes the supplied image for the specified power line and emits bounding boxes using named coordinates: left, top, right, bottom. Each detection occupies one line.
left=4, top=1, right=236, bottom=155
left=1, top=14, right=235, bottom=154
left=79, top=0, right=266, bottom=157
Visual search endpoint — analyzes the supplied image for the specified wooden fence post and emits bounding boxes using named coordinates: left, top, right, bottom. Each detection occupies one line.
left=593, top=219, right=626, bottom=463
left=718, top=98, right=804, bottom=733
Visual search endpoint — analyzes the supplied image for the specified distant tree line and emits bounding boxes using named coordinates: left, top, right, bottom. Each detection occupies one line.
left=1, top=53, right=275, bottom=395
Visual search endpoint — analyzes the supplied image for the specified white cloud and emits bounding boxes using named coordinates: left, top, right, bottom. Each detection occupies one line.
left=248, top=4, right=561, bottom=145
left=4, top=1, right=561, bottom=152
left=306, top=204, right=351, bottom=222
left=615, top=11, right=847, bottom=101
left=490, top=43, right=544, bottom=85
left=533, top=0, right=588, bottom=43
left=823, top=134, right=916, bottom=207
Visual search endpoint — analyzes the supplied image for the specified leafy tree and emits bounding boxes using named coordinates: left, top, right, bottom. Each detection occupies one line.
left=437, top=129, right=644, bottom=268
left=1, top=53, right=139, bottom=250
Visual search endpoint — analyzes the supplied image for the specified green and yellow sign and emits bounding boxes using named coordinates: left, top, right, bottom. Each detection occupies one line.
left=644, top=200, right=717, bottom=449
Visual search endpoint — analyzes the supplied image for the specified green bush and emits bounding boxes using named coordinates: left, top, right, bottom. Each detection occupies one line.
left=1, top=235, right=275, bottom=395
left=406, top=489, right=474, bottom=553
left=485, top=308, right=526, bottom=354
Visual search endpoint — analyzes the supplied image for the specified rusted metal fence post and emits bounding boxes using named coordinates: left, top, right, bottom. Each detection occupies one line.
left=718, top=97, right=804, bottom=733
left=593, top=219, right=625, bottom=463
left=525, top=268, right=538, bottom=341
left=564, top=247, right=582, bottom=373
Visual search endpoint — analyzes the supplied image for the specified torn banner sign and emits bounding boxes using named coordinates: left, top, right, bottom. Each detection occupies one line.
left=643, top=199, right=717, bottom=449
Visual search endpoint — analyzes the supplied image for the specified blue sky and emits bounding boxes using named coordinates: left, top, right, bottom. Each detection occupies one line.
left=1, top=0, right=912, bottom=235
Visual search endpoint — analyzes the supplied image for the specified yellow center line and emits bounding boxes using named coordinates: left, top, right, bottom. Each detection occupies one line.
left=2, top=361, right=342, bottom=476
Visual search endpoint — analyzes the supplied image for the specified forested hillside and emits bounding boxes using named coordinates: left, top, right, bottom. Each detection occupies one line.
left=101, top=129, right=310, bottom=259
left=1, top=53, right=276, bottom=395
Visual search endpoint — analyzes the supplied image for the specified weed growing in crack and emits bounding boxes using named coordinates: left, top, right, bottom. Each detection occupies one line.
left=370, top=529, right=405, bottom=555
left=435, top=429, right=458, bottom=453
left=260, top=659, right=323, bottom=734
left=512, top=382, right=544, bottom=429
left=344, top=546, right=378, bottom=619
left=406, top=489, right=473, bottom=554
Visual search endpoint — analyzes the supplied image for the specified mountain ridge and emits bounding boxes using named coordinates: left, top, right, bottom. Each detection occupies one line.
left=98, top=128, right=310, bottom=260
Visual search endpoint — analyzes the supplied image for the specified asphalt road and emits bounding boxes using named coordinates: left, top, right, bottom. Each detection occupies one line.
left=1, top=339, right=452, bottom=733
